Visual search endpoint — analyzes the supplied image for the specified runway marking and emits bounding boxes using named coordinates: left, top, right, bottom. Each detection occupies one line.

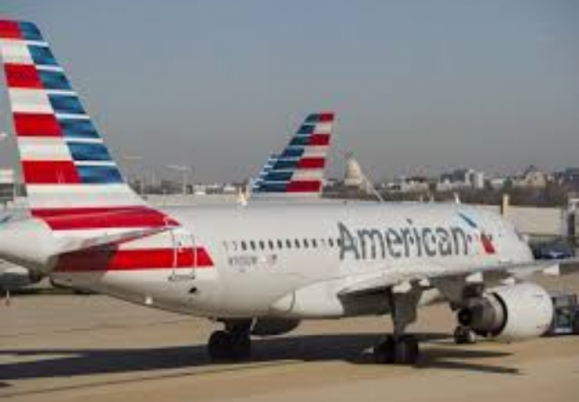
left=0, top=359, right=304, bottom=399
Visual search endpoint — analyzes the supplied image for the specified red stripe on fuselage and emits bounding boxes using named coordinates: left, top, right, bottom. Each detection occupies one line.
left=0, top=20, right=23, bottom=39
left=14, top=113, right=63, bottom=137
left=22, top=160, right=80, bottom=184
left=32, top=207, right=178, bottom=230
left=55, top=247, right=214, bottom=272
left=5, top=64, right=43, bottom=88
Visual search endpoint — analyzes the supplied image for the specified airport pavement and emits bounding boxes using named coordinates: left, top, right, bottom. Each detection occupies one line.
left=1, top=275, right=579, bottom=402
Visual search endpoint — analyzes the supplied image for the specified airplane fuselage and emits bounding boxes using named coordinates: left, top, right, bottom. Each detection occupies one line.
left=51, top=202, right=533, bottom=319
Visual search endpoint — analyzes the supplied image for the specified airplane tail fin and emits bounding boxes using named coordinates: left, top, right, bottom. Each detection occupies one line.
left=251, top=112, right=334, bottom=197
left=0, top=20, right=146, bottom=219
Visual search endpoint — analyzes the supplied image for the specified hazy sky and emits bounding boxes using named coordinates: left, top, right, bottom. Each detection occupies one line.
left=0, top=0, right=578, bottom=183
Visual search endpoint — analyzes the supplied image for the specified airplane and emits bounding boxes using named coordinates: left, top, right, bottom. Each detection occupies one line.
left=250, top=112, right=333, bottom=198
left=0, top=19, right=577, bottom=364
left=0, top=210, right=44, bottom=290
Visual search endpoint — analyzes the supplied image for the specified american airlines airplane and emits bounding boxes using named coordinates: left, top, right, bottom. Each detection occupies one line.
left=251, top=113, right=333, bottom=198
left=0, top=20, right=576, bottom=364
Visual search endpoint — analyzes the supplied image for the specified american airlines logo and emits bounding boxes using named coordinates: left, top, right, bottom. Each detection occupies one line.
left=338, top=220, right=474, bottom=261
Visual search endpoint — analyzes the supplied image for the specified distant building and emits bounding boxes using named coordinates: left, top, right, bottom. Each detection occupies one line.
left=387, top=176, right=430, bottom=194
left=514, top=165, right=548, bottom=189
left=558, top=168, right=579, bottom=189
left=0, top=169, right=15, bottom=204
left=488, top=177, right=507, bottom=190
left=344, top=156, right=364, bottom=188
left=437, top=168, right=485, bottom=191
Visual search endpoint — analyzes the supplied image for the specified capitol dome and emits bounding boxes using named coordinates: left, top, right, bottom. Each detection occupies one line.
left=344, top=156, right=364, bottom=187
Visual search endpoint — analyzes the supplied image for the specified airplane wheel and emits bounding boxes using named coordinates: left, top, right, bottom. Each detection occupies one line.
left=207, top=330, right=251, bottom=362
left=208, top=330, right=231, bottom=361
left=394, top=335, right=419, bottom=365
left=373, top=335, right=396, bottom=364
left=453, top=326, right=476, bottom=344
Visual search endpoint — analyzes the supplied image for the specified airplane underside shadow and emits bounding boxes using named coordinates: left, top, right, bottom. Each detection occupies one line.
left=0, top=332, right=519, bottom=385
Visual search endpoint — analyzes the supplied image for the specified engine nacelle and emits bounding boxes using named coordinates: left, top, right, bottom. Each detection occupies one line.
left=458, top=283, right=553, bottom=342
left=251, top=318, right=301, bottom=337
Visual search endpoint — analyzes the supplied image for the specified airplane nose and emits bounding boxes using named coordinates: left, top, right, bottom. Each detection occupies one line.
left=0, top=217, right=58, bottom=274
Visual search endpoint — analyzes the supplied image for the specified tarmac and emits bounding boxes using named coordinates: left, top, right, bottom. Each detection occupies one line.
left=1, top=275, right=579, bottom=402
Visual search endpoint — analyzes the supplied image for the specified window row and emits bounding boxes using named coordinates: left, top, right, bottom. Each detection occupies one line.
left=224, top=237, right=342, bottom=253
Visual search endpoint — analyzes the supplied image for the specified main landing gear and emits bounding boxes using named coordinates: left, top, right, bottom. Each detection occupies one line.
left=453, top=325, right=477, bottom=345
left=373, top=287, right=422, bottom=365
left=207, top=320, right=252, bottom=362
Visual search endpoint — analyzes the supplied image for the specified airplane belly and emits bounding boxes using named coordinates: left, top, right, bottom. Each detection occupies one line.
left=51, top=268, right=226, bottom=317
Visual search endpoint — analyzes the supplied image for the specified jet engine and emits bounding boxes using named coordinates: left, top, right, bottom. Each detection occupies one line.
left=251, top=318, right=301, bottom=337
left=457, top=283, right=553, bottom=342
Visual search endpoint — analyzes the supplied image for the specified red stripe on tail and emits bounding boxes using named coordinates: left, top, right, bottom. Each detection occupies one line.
left=318, top=113, right=334, bottom=122
left=286, top=180, right=322, bottom=193
left=0, top=21, right=23, bottom=39
left=5, top=64, right=43, bottom=88
left=298, top=157, right=325, bottom=169
left=22, top=160, right=80, bottom=184
left=308, top=133, right=330, bottom=146
left=14, top=113, right=63, bottom=137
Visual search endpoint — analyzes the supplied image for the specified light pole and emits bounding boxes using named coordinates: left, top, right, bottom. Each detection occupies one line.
left=166, top=165, right=192, bottom=195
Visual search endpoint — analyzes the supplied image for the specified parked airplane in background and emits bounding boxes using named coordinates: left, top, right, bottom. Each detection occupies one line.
left=251, top=112, right=333, bottom=198
left=0, top=211, right=43, bottom=290
left=0, top=20, right=577, bottom=364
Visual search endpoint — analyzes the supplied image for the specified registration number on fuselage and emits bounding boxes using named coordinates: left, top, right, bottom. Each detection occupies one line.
left=228, top=254, right=278, bottom=271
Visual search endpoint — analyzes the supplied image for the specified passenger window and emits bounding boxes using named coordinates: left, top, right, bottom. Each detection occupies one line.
left=294, top=239, right=301, bottom=249
left=286, top=239, right=292, bottom=249
left=328, top=238, right=334, bottom=247
left=241, top=241, right=247, bottom=251
left=303, top=239, right=309, bottom=248
left=259, top=240, right=265, bottom=250
left=250, top=241, right=256, bottom=250
left=312, top=239, right=317, bottom=248
left=277, top=239, right=283, bottom=249
left=268, top=240, right=274, bottom=250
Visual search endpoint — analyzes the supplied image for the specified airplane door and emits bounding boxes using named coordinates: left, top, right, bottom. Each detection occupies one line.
left=170, top=227, right=196, bottom=281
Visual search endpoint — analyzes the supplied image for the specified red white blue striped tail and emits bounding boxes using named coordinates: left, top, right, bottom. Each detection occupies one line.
left=251, top=112, right=334, bottom=197
left=0, top=20, right=143, bottom=215
left=0, top=20, right=215, bottom=273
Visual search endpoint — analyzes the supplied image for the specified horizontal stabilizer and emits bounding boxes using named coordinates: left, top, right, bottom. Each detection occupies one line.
left=0, top=217, right=170, bottom=273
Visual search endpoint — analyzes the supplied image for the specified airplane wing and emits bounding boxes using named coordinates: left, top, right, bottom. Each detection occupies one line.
left=338, top=258, right=579, bottom=298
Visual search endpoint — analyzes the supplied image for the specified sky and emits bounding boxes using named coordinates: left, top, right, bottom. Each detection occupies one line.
left=0, top=0, right=578, bottom=183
